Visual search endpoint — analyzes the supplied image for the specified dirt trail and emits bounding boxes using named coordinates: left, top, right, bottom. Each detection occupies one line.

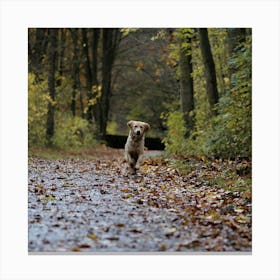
left=28, top=149, right=251, bottom=253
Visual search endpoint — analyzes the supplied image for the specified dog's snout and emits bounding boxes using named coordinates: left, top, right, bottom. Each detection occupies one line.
left=136, top=130, right=141, bottom=135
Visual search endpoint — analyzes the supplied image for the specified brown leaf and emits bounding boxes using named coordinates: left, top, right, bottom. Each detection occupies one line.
left=160, top=244, right=167, bottom=251
left=72, top=247, right=81, bottom=252
left=130, top=229, right=142, bottom=234
left=87, top=234, right=98, bottom=240
left=116, top=223, right=125, bottom=228
left=79, top=244, right=91, bottom=248
left=106, top=237, right=119, bottom=241
left=120, top=189, right=130, bottom=193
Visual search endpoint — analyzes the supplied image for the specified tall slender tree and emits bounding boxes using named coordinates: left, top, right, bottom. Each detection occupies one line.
left=57, top=28, right=66, bottom=86
left=82, top=29, right=93, bottom=122
left=100, top=28, right=120, bottom=138
left=70, top=28, right=81, bottom=117
left=227, top=28, right=247, bottom=88
left=28, top=28, right=49, bottom=78
left=178, top=29, right=194, bottom=133
left=198, top=28, right=219, bottom=113
left=46, top=28, right=58, bottom=146
left=91, top=28, right=101, bottom=127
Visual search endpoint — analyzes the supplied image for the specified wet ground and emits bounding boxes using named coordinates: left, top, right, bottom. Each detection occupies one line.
left=28, top=149, right=251, bottom=253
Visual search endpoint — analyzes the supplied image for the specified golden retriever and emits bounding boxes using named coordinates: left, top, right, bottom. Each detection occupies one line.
left=125, top=120, right=150, bottom=174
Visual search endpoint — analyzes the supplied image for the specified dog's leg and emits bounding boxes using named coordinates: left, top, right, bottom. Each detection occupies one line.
left=135, top=154, right=143, bottom=171
left=126, top=152, right=134, bottom=174
left=128, top=152, right=138, bottom=175
left=128, top=157, right=136, bottom=174
left=129, top=162, right=136, bottom=175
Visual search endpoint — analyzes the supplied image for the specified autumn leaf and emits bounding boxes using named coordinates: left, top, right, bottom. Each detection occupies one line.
left=165, top=227, right=177, bottom=237
left=122, top=193, right=132, bottom=199
left=79, top=244, right=91, bottom=248
left=135, top=61, right=144, bottom=71
left=44, top=195, right=56, bottom=201
left=87, top=234, right=98, bottom=240
left=116, top=223, right=125, bottom=228
left=235, top=215, right=250, bottom=224
left=120, top=189, right=130, bottom=193
left=71, top=247, right=81, bottom=252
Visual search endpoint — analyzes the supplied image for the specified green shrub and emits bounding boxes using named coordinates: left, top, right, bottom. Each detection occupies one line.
left=206, top=38, right=252, bottom=158
left=52, top=113, right=97, bottom=150
left=29, top=72, right=97, bottom=150
left=106, top=120, right=118, bottom=135
left=162, top=111, right=187, bottom=155
left=162, top=36, right=251, bottom=159
left=28, top=73, right=49, bottom=147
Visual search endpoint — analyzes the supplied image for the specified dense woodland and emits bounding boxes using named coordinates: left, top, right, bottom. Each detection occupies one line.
left=28, top=28, right=251, bottom=158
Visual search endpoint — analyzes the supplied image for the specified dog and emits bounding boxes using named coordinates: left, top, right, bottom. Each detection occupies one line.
left=125, top=120, right=150, bottom=175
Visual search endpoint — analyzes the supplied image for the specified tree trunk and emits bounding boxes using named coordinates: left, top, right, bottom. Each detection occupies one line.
left=198, top=28, right=219, bottom=113
left=46, top=28, right=58, bottom=146
left=100, top=28, right=120, bottom=139
left=178, top=34, right=194, bottom=132
left=227, top=28, right=247, bottom=88
left=57, top=28, right=66, bottom=86
left=82, top=29, right=93, bottom=122
left=70, top=28, right=80, bottom=117
left=29, top=28, right=49, bottom=78
left=227, top=28, right=246, bottom=56
left=91, top=29, right=101, bottom=127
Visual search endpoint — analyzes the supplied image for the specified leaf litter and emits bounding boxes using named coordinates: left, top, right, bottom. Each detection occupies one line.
left=28, top=149, right=251, bottom=253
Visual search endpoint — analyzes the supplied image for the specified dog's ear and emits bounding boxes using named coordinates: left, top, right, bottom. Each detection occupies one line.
left=127, top=120, right=134, bottom=128
left=144, top=123, right=150, bottom=132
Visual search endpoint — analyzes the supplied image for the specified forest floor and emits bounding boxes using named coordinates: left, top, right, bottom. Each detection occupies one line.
left=28, top=147, right=252, bottom=253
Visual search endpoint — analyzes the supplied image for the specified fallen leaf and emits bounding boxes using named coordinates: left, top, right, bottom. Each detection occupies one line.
left=122, top=193, right=132, bottom=199
left=235, top=215, right=250, bottom=224
left=121, top=189, right=130, bottom=193
left=234, top=206, right=244, bottom=213
left=106, top=237, right=119, bottom=241
left=130, top=229, right=142, bottom=234
left=44, top=195, right=56, bottom=201
left=165, top=227, right=177, bottom=237
left=72, top=247, right=81, bottom=252
left=79, top=244, right=91, bottom=248
left=87, top=234, right=98, bottom=240
left=116, top=223, right=125, bottom=228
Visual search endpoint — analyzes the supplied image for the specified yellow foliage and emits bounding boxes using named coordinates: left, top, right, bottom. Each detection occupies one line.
left=135, top=61, right=144, bottom=71
left=28, top=73, right=49, bottom=146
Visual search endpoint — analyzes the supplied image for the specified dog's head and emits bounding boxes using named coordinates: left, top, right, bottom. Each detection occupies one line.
left=127, top=120, right=150, bottom=139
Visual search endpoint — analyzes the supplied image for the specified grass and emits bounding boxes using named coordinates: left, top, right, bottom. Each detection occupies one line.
left=28, top=145, right=123, bottom=160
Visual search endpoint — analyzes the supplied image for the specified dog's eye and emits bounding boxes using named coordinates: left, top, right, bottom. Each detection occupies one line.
left=140, top=126, right=143, bottom=129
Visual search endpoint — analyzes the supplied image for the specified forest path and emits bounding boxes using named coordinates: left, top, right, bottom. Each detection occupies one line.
left=28, top=149, right=251, bottom=253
